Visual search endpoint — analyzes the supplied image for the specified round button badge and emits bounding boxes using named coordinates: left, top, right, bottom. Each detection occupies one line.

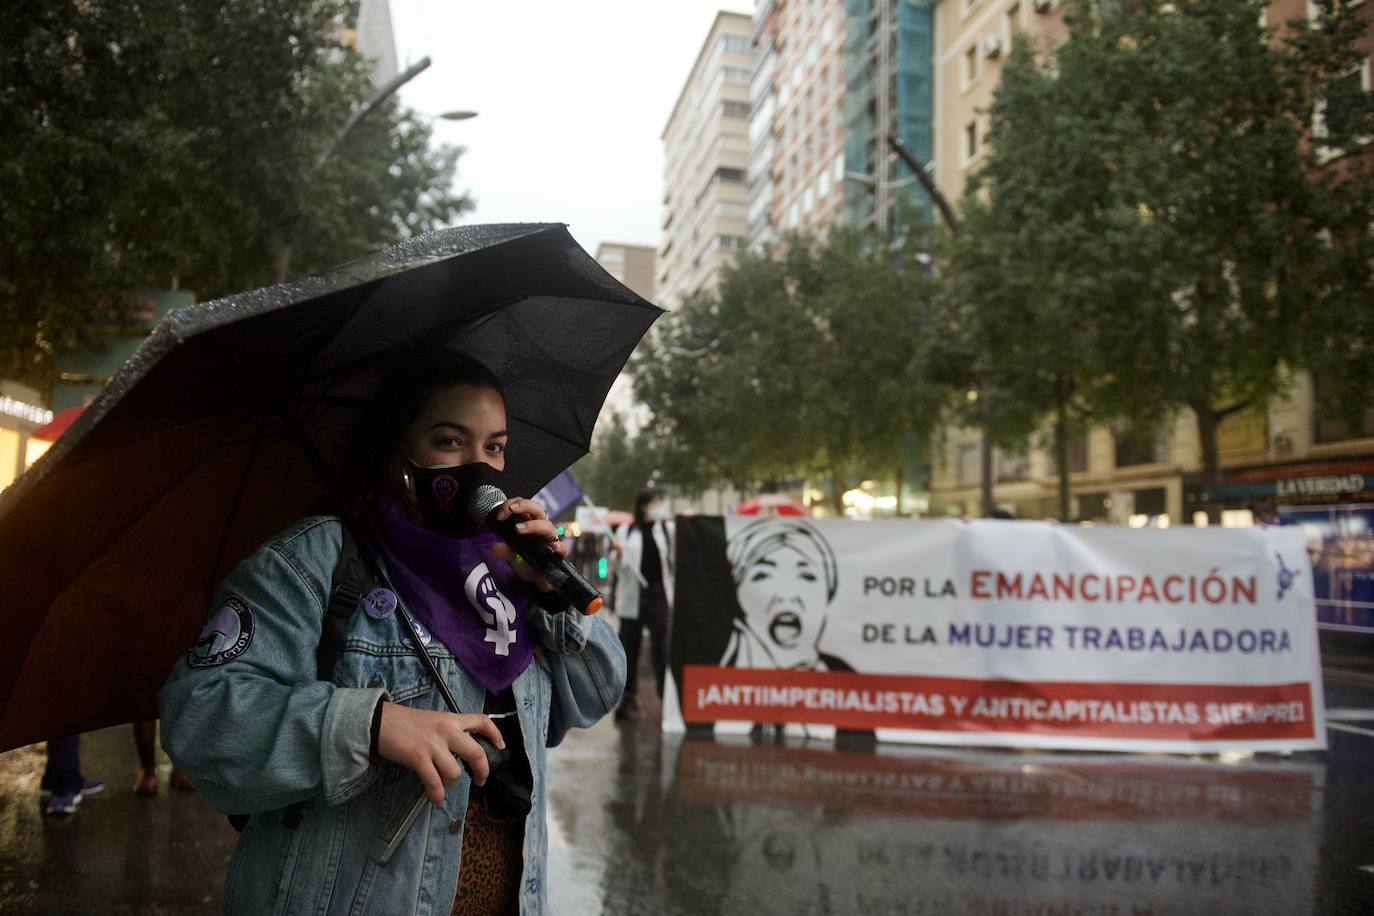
left=364, top=588, right=397, bottom=620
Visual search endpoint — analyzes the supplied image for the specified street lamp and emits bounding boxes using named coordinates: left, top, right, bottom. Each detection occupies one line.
left=279, top=58, right=473, bottom=282
left=315, top=56, right=436, bottom=169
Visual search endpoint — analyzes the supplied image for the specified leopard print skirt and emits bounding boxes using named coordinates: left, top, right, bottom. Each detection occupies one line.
left=451, top=787, right=524, bottom=916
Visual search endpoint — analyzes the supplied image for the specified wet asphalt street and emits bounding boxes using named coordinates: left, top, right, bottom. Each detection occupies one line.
left=2, top=678, right=1373, bottom=915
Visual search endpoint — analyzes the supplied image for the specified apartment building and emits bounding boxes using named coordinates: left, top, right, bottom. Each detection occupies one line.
left=747, top=0, right=935, bottom=243
left=748, top=2, right=781, bottom=250
left=766, top=0, right=849, bottom=237
left=659, top=11, right=755, bottom=307
left=932, top=0, right=1065, bottom=204
left=340, top=0, right=399, bottom=86
left=595, top=242, right=656, bottom=302
left=926, top=0, right=1374, bottom=523
left=595, top=243, right=657, bottom=436
left=843, top=0, right=937, bottom=232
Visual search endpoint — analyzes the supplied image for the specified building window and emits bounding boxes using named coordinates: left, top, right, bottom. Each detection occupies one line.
left=1068, top=433, right=1089, bottom=473
left=995, top=448, right=1030, bottom=482
left=964, top=45, right=978, bottom=86
left=1007, top=2, right=1022, bottom=36
left=722, top=34, right=752, bottom=54
left=1313, top=379, right=1374, bottom=443
left=964, top=120, right=979, bottom=161
left=1114, top=419, right=1168, bottom=467
left=722, top=100, right=751, bottom=120
left=1314, top=61, right=1372, bottom=160
left=956, top=442, right=981, bottom=488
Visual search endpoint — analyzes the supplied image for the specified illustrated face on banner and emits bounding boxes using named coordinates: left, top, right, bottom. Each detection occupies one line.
left=727, top=518, right=840, bottom=670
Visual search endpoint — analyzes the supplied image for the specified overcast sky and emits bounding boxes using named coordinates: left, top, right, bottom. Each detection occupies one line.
left=392, top=1, right=752, bottom=258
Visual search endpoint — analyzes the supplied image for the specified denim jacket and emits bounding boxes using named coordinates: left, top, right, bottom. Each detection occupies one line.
left=159, top=516, right=626, bottom=915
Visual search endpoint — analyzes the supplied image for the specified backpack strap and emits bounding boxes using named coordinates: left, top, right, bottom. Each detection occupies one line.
left=317, top=521, right=375, bottom=683
left=230, top=521, right=374, bottom=836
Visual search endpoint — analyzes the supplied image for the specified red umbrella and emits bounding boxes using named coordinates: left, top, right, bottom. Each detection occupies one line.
left=30, top=406, right=85, bottom=442
left=732, top=493, right=808, bottom=516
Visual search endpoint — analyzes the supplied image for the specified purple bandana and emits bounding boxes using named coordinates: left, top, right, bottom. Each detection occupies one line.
left=374, top=498, right=533, bottom=694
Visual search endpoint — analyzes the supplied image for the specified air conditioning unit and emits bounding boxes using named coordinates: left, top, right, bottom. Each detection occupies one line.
left=1032, top=0, right=1053, bottom=12
left=983, top=34, right=1003, bottom=59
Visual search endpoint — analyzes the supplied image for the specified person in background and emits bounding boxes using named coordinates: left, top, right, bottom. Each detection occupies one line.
left=41, top=734, right=103, bottom=816
left=612, top=488, right=675, bottom=720
left=131, top=721, right=194, bottom=795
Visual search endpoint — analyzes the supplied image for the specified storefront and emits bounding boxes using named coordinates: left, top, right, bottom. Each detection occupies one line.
left=1186, top=459, right=1374, bottom=523
left=0, top=380, right=53, bottom=490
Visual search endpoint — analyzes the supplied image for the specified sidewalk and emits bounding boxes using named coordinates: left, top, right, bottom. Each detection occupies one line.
left=0, top=730, right=237, bottom=915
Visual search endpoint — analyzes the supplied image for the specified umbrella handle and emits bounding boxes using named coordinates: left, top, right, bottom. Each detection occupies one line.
left=368, top=732, right=507, bottom=866
left=372, top=603, right=508, bottom=865
left=369, top=787, right=428, bottom=864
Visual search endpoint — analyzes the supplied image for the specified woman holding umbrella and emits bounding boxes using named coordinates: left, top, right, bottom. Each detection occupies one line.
left=159, top=349, right=626, bottom=916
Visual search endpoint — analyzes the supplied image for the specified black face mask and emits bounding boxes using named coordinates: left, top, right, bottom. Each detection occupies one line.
left=403, top=457, right=504, bottom=538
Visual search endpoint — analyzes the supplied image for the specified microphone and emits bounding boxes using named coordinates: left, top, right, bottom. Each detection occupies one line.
left=467, top=483, right=604, bottom=615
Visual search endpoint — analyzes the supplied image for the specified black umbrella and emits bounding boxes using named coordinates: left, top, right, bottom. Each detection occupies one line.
left=0, top=223, right=662, bottom=750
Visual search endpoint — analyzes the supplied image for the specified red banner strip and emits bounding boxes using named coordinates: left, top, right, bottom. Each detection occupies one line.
left=680, top=666, right=1317, bottom=741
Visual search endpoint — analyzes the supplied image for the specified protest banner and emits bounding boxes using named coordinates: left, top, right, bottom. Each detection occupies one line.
left=663, top=517, right=1325, bottom=753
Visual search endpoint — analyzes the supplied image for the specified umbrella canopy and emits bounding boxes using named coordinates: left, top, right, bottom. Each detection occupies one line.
left=0, top=223, right=662, bottom=750
left=732, top=494, right=808, bottom=517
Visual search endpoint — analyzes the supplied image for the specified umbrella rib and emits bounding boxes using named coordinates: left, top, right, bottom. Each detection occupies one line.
left=285, top=405, right=344, bottom=500
left=205, top=410, right=274, bottom=602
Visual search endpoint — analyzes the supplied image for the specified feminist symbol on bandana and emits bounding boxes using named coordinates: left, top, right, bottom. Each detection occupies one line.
left=463, top=563, right=518, bottom=656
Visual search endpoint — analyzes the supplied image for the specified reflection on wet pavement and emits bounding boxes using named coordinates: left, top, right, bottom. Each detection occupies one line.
left=2, top=710, right=1373, bottom=913
left=546, top=714, right=1374, bottom=916
left=0, top=733, right=239, bottom=914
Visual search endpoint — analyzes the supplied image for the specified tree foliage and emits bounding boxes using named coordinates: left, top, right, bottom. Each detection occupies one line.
left=945, top=0, right=1374, bottom=498
left=0, top=0, right=472, bottom=382
left=572, top=412, right=660, bottom=513
left=632, top=223, right=947, bottom=510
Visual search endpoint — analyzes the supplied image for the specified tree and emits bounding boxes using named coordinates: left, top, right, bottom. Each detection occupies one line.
left=0, top=0, right=471, bottom=384
left=633, top=221, right=946, bottom=511
left=944, top=0, right=1374, bottom=519
left=942, top=30, right=1156, bottom=521
left=1087, top=0, right=1374, bottom=491
left=572, top=412, right=660, bottom=512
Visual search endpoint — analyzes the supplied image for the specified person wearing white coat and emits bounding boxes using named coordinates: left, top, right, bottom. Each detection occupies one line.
left=612, top=488, right=675, bottom=719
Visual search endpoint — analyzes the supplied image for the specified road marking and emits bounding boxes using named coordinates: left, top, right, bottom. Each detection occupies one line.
left=1325, top=708, right=1374, bottom=721
left=1327, top=722, right=1374, bottom=739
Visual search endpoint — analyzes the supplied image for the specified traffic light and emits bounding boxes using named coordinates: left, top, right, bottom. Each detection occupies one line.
left=597, top=556, right=608, bottom=580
